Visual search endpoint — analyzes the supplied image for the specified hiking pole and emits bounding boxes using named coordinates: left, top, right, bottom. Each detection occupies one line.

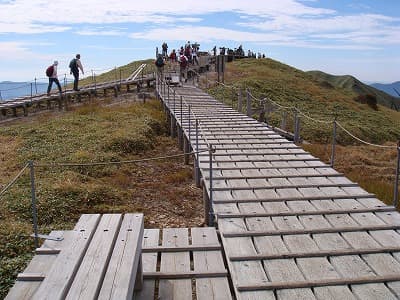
left=394, top=141, right=400, bottom=208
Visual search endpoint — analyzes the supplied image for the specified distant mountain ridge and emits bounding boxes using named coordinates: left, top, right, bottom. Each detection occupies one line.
left=306, top=70, right=400, bottom=109
left=370, top=81, right=400, bottom=98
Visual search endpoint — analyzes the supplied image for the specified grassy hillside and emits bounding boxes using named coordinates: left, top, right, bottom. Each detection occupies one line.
left=0, top=98, right=203, bottom=298
left=207, top=58, right=400, bottom=144
left=307, top=70, right=400, bottom=109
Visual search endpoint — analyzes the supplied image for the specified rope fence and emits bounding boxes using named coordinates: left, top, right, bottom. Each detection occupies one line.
left=0, top=147, right=212, bottom=247
left=192, top=69, right=400, bottom=207
left=0, top=61, right=149, bottom=102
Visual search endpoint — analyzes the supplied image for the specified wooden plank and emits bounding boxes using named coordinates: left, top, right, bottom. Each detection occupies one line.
left=323, top=212, right=398, bottom=299
left=245, top=214, right=315, bottom=299
left=237, top=274, right=400, bottom=291
left=98, top=213, right=144, bottom=300
left=218, top=213, right=274, bottom=300
left=135, top=229, right=159, bottom=300
left=223, top=224, right=400, bottom=237
left=216, top=206, right=395, bottom=218
left=30, top=214, right=101, bottom=300
left=159, top=228, right=191, bottom=300
left=66, top=214, right=123, bottom=300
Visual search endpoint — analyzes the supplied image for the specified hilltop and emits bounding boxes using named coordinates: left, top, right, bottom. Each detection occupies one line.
left=207, top=57, right=400, bottom=144
left=307, top=70, right=400, bottom=109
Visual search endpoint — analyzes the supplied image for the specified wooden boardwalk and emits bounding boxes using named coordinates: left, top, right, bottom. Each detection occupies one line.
left=158, top=81, right=400, bottom=299
left=6, top=214, right=232, bottom=300
left=0, top=68, right=154, bottom=119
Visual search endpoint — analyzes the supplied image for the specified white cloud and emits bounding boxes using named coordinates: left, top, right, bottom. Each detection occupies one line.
left=131, top=26, right=296, bottom=43
left=0, top=0, right=333, bottom=32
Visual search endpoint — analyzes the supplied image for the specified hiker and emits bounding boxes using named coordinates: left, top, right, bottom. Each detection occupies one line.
left=192, top=44, right=199, bottom=65
left=169, top=49, right=177, bottom=63
left=162, top=42, right=168, bottom=59
left=155, top=54, right=165, bottom=78
left=46, top=60, right=62, bottom=96
left=69, top=54, right=84, bottom=91
left=179, top=54, right=188, bottom=83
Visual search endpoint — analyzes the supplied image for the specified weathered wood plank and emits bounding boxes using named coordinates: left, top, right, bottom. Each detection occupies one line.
left=191, top=227, right=232, bottom=300
left=98, top=213, right=144, bottom=300
left=135, top=229, right=160, bottom=300
left=66, top=214, right=122, bottom=300
left=29, top=214, right=101, bottom=300
left=159, top=228, right=191, bottom=299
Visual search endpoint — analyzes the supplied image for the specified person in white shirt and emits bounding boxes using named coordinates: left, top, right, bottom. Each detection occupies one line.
left=47, top=60, right=62, bottom=96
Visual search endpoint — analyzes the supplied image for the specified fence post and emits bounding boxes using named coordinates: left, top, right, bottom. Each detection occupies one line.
left=246, top=89, right=252, bottom=117
left=281, top=111, right=287, bottom=131
left=34, top=78, right=38, bottom=94
left=293, top=109, right=300, bottom=143
left=173, top=90, right=176, bottom=112
left=30, top=83, right=33, bottom=102
left=29, top=161, right=39, bottom=248
left=207, top=144, right=215, bottom=226
left=394, top=141, right=400, bottom=208
left=238, top=88, right=242, bottom=113
left=330, top=118, right=337, bottom=167
left=195, top=119, right=201, bottom=187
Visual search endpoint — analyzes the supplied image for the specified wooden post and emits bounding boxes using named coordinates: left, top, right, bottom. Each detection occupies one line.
left=394, top=141, right=400, bottom=208
left=238, top=89, right=242, bottom=113
left=194, top=119, right=201, bottom=187
left=246, top=89, right=252, bottom=117
left=330, top=118, right=337, bottom=167
left=281, top=111, right=287, bottom=131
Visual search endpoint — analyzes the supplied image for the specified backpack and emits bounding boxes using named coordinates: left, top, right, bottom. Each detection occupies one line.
left=180, top=55, right=187, bottom=68
left=155, top=56, right=164, bottom=67
left=46, top=65, right=54, bottom=77
left=69, top=58, right=77, bottom=70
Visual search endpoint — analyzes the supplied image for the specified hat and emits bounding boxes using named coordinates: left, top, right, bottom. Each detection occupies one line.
left=54, top=60, right=58, bottom=65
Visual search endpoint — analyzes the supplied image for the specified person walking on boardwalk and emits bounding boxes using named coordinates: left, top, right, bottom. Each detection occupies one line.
left=69, top=54, right=84, bottom=91
left=46, top=60, right=62, bottom=96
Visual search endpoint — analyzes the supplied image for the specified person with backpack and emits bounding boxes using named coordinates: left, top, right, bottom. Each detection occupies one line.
left=46, top=60, right=62, bottom=96
left=179, top=54, right=188, bottom=83
left=69, top=54, right=84, bottom=91
left=154, top=54, right=165, bottom=78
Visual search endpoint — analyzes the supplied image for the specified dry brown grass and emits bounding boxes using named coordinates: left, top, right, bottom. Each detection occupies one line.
left=303, top=143, right=398, bottom=205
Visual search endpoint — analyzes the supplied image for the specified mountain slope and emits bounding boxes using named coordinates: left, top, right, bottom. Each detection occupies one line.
left=306, top=70, right=400, bottom=109
left=208, top=57, right=400, bottom=144
left=371, top=81, right=400, bottom=97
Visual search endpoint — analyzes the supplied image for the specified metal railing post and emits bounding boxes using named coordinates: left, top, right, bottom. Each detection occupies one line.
left=281, top=111, right=287, bottom=131
left=34, top=78, right=38, bottom=94
left=394, top=141, right=400, bottom=208
left=246, top=89, right=252, bottom=117
left=188, top=105, right=192, bottom=144
left=195, top=119, right=201, bottom=187
left=173, top=90, right=176, bottom=112
left=30, top=83, right=33, bottom=102
left=29, top=161, right=39, bottom=248
left=330, top=118, right=337, bottom=167
left=180, top=96, right=183, bottom=125
left=238, top=88, right=242, bottom=112
left=208, top=144, right=215, bottom=226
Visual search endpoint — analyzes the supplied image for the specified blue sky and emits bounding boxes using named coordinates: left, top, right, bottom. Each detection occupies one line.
left=0, top=0, right=399, bottom=83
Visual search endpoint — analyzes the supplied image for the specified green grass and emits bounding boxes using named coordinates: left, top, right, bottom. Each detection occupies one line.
left=0, top=99, right=168, bottom=298
left=207, top=58, right=400, bottom=145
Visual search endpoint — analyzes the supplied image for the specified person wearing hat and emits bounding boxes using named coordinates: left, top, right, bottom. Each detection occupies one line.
left=69, top=53, right=84, bottom=91
left=47, top=60, right=62, bottom=96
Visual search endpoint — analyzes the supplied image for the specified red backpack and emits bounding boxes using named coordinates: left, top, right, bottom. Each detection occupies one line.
left=180, top=55, right=187, bottom=68
left=46, top=65, right=54, bottom=77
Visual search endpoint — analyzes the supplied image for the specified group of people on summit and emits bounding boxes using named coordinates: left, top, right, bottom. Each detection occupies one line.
left=46, top=54, right=84, bottom=96
left=156, top=41, right=201, bottom=83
